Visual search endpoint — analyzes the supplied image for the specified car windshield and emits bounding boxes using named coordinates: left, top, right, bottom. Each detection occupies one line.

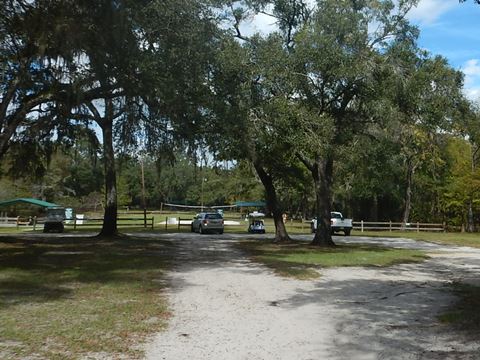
left=205, top=213, right=222, bottom=219
left=331, top=213, right=342, bottom=218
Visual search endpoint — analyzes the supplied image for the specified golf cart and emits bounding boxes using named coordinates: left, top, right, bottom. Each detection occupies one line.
left=43, top=206, right=66, bottom=233
left=247, top=211, right=265, bottom=234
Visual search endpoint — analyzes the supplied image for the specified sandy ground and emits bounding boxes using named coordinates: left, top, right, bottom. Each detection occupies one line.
left=142, top=233, right=480, bottom=360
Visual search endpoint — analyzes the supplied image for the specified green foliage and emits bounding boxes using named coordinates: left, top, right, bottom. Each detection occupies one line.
left=0, top=0, right=478, bottom=230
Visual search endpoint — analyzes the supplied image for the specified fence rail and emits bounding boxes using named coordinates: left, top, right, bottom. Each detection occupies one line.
left=0, top=216, right=155, bottom=230
left=0, top=215, right=446, bottom=233
left=353, top=221, right=444, bottom=232
left=63, top=217, right=155, bottom=230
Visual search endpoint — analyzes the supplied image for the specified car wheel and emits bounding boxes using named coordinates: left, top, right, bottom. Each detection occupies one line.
left=219, top=229, right=224, bottom=234
left=344, top=229, right=351, bottom=236
left=191, top=225, right=195, bottom=232
left=199, top=226, right=204, bottom=234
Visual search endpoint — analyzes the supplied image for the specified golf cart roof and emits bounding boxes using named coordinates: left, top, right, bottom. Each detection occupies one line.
left=248, top=211, right=265, bottom=218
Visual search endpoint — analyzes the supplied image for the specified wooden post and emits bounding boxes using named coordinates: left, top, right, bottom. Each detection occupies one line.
left=33, top=216, right=37, bottom=231
left=443, top=221, right=446, bottom=233
left=389, top=220, right=392, bottom=232
left=165, top=217, right=168, bottom=230
left=178, top=218, right=181, bottom=230
left=417, top=222, right=420, bottom=232
left=16, top=216, right=19, bottom=229
left=361, top=220, right=364, bottom=233
left=74, top=216, right=77, bottom=230
left=151, top=217, right=154, bottom=230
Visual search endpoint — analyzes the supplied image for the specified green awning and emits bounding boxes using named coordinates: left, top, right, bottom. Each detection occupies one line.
left=0, top=198, right=60, bottom=208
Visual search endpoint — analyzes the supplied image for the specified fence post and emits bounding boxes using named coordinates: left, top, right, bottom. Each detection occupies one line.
left=33, top=216, right=37, bottom=231
left=74, top=216, right=77, bottom=230
left=443, top=221, right=446, bottom=233
left=417, top=222, right=420, bottom=232
left=152, top=217, right=154, bottom=230
left=16, top=216, right=19, bottom=229
left=165, top=217, right=168, bottom=231
left=178, top=218, right=181, bottom=230
left=389, top=220, right=392, bottom=232
left=361, top=220, right=364, bottom=233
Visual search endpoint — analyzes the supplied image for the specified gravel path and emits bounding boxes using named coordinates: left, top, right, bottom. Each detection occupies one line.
left=143, top=234, right=480, bottom=360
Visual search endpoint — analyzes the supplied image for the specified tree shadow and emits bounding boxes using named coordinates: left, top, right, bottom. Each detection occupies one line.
left=0, top=235, right=177, bottom=308
left=278, top=258, right=480, bottom=358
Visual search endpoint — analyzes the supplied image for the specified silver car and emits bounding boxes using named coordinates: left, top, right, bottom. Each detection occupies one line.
left=191, top=212, right=224, bottom=234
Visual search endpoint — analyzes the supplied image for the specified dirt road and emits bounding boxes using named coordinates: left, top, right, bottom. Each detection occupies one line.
left=142, top=233, right=480, bottom=360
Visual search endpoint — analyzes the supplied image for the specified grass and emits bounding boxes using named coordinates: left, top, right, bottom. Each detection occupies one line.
left=358, top=231, right=480, bottom=248
left=0, top=236, right=173, bottom=359
left=237, top=240, right=428, bottom=280
left=439, top=283, right=480, bottom=335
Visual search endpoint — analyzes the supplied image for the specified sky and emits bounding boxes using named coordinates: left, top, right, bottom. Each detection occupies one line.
left=408, top=0, right=480, bottom=101
left=240, top=0, right=480, bottom=102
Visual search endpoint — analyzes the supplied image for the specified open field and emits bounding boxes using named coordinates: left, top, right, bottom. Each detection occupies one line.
left=0, top=236, right=172, bottom=359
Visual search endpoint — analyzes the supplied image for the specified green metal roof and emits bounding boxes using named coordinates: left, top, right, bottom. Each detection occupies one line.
left=0, top=198, right=60, bottom=208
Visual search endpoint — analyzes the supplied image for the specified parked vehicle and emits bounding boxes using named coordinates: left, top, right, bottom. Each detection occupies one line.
left=43, top=207, right=66, bottom=233
left=247, top=212, right=266, bottom=234
left=311, top=212, right=352, bottom=236
left=191, top=212, right=224, bottom=234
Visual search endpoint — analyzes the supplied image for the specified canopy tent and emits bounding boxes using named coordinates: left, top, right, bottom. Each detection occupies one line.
left=0, top=198, right=60, bottom=208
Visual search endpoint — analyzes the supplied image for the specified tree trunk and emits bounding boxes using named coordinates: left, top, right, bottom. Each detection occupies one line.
left=99, top=113, right=118, bottom=237
left=311, top=156, right=335, bottom=247
left=467, top=199, right=474, bottom=233
left=371, top=194, right=378, bottom=222
left=402, top=159, right=415, bottom=229
left=253, top=161, right=291, bottom=243
left=467, top=145, right=478, bottom=233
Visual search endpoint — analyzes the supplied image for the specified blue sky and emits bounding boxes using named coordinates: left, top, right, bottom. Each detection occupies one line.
left=408, top=0, right=480, bottom=100
left=241, top=0, right=480, bottom=101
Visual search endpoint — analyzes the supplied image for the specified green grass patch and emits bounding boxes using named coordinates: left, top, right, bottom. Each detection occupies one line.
left=439, top=283, right=480, bottom=335
left=358, top=231, right=480, bottom=248
left=0, top=236, right=173, bottom=359
left=238, top=240, right=428, bottom=280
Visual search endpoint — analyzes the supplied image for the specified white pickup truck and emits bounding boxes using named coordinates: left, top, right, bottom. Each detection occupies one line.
left=311, top=212, right=353, bottom=236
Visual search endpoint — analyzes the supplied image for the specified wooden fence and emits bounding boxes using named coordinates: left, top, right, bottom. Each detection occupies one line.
left=0, top=215, right=446, bottom=233
left=353, top=221, right=444, bottom=232
left=64, top=217, right=155, bottom=230
left=0, top=216, right=155, bottom=230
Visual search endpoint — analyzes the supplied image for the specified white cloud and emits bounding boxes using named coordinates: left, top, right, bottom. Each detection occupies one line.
left=463, top=59, right=480, bottom=78
left=407, top=0, right=457, bottom=26
left=240, top=12, right=278, bottom=36
left=462, top=59, right=480, bottom=101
